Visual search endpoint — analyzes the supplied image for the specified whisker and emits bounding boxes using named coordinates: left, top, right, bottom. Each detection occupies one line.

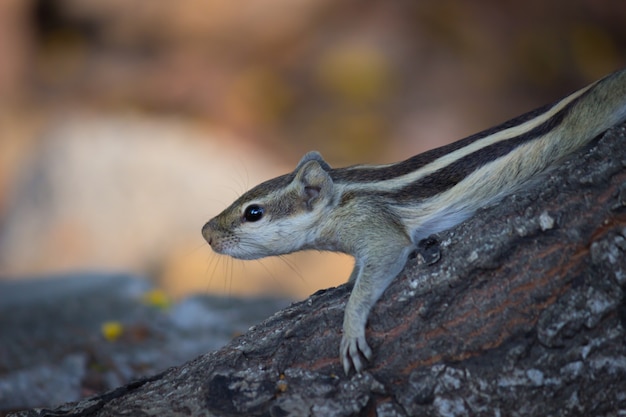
left=221, top=255, right=229, bottom=296
left=204, top=196, right=232, bottom=207
left=276, top=255, right=305, bottom=285
left=227, top=256, right=235, bottom=297
left=203, top=253, right=222, bottom=294
left=241, top=160, right=251, bottom=192
left=202, top=255, right=212, bottom=292
left=254, top=257, right=281, bottom=291
left=232, top=159, right=251, bottom=199
left=186, top=241, right=211, bottom=257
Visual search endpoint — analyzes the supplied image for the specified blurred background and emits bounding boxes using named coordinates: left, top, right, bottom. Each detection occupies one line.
left=1, top=0, right=625, bottom=299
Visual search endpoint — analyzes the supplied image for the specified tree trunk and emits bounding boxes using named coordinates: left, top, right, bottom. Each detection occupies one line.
left=14, top=125, right=626, bottom=417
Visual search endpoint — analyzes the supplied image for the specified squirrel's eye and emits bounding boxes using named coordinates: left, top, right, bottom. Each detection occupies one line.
left=243, top=205, right=264, bottom=222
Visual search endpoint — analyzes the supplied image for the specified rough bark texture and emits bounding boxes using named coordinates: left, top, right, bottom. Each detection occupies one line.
left=12, top=125, right=626, bottom=417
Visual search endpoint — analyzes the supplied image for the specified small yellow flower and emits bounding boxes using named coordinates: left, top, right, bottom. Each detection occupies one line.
left=101, top=321, right=124, bottom=342
left=141, top=289, right=170, bottom=310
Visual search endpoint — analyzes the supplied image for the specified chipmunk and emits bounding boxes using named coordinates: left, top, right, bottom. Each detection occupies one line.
left=202, top=68, right=626, bottom=375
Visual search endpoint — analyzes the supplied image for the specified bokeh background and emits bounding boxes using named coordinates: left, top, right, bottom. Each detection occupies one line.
left=1, top=0, right=625, bottom=299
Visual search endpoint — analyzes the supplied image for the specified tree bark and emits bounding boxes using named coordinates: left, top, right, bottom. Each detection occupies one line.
left=14, top=125, right=626, bottom=417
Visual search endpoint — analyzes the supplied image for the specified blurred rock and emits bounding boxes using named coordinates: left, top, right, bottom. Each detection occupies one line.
left=0, top=114, right=354, bottom=299
left=0, top=114, right=279, bottom=277
left=0, top=272, right=291, bottom=411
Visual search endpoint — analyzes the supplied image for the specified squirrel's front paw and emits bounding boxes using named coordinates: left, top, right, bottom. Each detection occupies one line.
left=340, top=333, right=372, bottom=375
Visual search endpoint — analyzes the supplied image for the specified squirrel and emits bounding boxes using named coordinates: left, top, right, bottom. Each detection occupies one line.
left=202, top=68, right=626, bottom=374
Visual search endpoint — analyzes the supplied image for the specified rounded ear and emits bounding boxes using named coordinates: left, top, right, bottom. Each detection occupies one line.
left=295, top=151, right=331, bottom=172
left=294, top=159, right=333, bottom=209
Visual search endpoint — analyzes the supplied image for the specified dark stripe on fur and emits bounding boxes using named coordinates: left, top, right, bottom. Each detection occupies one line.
left=330, top=101, right=557, bottom=183
left=387, top=101, right=578, bottom=201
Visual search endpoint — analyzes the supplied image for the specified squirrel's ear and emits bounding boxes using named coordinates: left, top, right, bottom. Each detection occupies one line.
left=294, top=158, right=333, bottom=209
left=295, top=151, right=331, bottom=172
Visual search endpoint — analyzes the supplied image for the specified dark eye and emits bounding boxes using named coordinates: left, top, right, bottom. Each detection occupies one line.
left=243, top=204, right=264, bottom=222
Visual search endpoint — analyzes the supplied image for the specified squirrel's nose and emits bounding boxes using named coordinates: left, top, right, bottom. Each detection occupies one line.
left=201, top=222, right=213, bottom=245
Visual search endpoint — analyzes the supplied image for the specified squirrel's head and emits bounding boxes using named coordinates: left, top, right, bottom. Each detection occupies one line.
left=201, top=152, right=334, bottom=259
